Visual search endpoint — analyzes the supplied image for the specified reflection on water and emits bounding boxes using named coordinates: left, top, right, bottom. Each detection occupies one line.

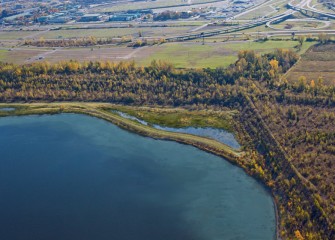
left=0, top=114, right=275, bottom=240
left=0, top=108, right=15, bottom=112
left=113, top=110, right=241, bottom=149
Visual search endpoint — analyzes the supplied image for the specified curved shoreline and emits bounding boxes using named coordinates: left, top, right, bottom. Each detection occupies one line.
left=0, top=102, right=243, bottom=160
left=0, top=102, right=279, bottom=239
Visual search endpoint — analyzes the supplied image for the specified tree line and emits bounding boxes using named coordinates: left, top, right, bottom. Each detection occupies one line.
left=0, top=49, right=299, bottom=104
left=24, top=36, right=132, bottom=48
left=1, top=47, right=334, bottom=239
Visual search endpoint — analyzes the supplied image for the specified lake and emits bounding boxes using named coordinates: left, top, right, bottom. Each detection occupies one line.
left=0, top=114, right=275, bottom=240
left=0, top=107, right=15, bottom=112
left=113, top=111, right=241, bottom=149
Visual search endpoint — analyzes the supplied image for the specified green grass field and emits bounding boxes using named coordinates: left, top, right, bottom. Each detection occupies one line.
left=139, top=43, right=236, bottom=68
left=237, top=5, right=275, bottom=20
left=271, top=20, right=327, bottom=30
left=107, top=105, right=236, bottom=131
left=39, top=27, right=191, bottom=39
left=92, top=0, right=221, bottom=12
left=0, top=38, right=315, bottom=67
left=0, top=31, right=35, bottom=40
left=0, top=49, right=8, bottom=62
left=236, top=0, right=290, bottom=20
left=139, top=40, right=315, bottom=68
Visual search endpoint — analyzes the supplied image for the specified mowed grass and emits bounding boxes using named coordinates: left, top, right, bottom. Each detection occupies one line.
left=92, top=0, right=184, bottom=12
left=40, top=28, right=144, bottom=39
left=0, top=49, right=8, bottom=62
left=42, top=47, right=135, bottom=63
left=237, top=5, right=275, bottom=20
left=271, top=21, right=327, bottom=30
left=286, top=43, right=335, bottom=85
left=92, top=0, right=221, bottom=12
left=0, top=39, right=314, bottom=67
left=236, top=0, right=290, bottom=20
left=139, top=40, right=314, bottom=68
left=0, top=31, right=35, bottom=40
left=39, top=27, right=191, bottom=39
left=139, top=43, right=237, bottom=68
left=1, top=49, right=48, bottom=64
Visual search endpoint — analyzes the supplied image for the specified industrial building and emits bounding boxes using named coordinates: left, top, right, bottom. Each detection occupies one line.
left=49, top=17, right=71, bottom=24
left=109, top=13, right=140, bottom=22
left=79, top=14, right=102, bottom=22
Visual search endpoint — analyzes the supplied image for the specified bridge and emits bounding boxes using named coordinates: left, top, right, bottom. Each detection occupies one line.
left=287, top=2, right=335, bottom=19
left=164, top=0, right=335, bottom=42
left=166, top=13, right=290, bottom=42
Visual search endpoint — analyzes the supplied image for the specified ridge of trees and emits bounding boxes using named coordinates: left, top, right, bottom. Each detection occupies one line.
left=0, top=49, right=299, bottom=104
left=0, top=46, right=334, bottom=239
left=238, top=93, right=334, bottom=240
left=24, top=36, right=132, bottom=48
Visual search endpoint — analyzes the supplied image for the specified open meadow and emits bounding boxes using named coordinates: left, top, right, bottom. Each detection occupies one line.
left=0, top=39, right=315, bottom=68
left=91, top=0, right=225, bottom=12
left=286, top=43, right=335, bottom=85
left=138, top=40, right=315, bottom=68
left=38, top=26, right=193, bottom=39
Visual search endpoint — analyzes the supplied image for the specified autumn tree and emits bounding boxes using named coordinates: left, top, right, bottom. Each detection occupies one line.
left=318, top=33, right=330, bottom=44
left=298, top=35, right=305, bottom=46
left=294, top=230, right=304, bottom=240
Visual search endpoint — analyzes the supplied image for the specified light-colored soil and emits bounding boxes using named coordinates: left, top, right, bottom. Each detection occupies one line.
left=286, top=43, right=335, bottom=86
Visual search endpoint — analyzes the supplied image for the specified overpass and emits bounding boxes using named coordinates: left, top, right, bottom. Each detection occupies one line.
left=287, top=1, right=335, bottom=19
left=165, top=0, right=335, bottom=42
left=165, top=0, right=305, bottom=42
left=165, top=13, right=291, bottom=42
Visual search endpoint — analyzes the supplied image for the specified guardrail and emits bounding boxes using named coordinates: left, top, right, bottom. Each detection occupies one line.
left=166, top=14, right=289, bottom=42
left=287, top=2, right=335, bottom=19
left=164, top=1, right=334, bottom=42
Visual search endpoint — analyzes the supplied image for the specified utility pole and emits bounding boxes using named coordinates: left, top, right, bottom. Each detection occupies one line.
left=257, top=29, right=260, bottom=40
left=201, top=32, right=204, bottom=45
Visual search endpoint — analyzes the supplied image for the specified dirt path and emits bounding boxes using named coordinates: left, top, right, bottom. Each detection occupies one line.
left=118, top=46, right=148, bottom=59
left=24, top=48, right=59, bottom=63
left=23, top=29, right=50, bottom=40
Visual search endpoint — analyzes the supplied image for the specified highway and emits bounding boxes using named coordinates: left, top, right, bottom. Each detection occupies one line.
left=165, top=1, right=296, bottom=42
left=164, top=0, right=334, bottom=42
left=287, top=0, right=335, bottom=19
left=3, top=0, right=333, bottom=44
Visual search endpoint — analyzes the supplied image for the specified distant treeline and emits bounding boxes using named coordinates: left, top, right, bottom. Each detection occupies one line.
left=0, top=49, right=298, bottom=104
left=24, top=36, right=132, bottom=48
left=153, top=10, right=199, bottom=21
left=1, top=48, right=335, bottom=239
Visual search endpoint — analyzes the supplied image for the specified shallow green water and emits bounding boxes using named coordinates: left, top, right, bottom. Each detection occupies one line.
left=0, top=107, right=15, bottom=111
left=0, top=114, right=275, bottom=240
left=114, top=111, right=241, bottom=149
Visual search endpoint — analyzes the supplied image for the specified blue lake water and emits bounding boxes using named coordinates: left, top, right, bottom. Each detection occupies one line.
left=0, top=107, right=15, bottom=111
left=0, top=114, right=275, bottom=240
left=114, top=111, right=241, bottom=149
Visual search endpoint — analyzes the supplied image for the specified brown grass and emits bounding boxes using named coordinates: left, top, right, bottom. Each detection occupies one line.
left=286, top=43, right=335, bottom=86
left=43, top=47, right=136, bottom=63
left=3, top=49, right=48, bottom=64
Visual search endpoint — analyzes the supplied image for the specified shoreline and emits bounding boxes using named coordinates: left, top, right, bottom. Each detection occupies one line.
left=0, top=102, right=279, bottom=239
left=0, top=102, right=243, bottom=160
